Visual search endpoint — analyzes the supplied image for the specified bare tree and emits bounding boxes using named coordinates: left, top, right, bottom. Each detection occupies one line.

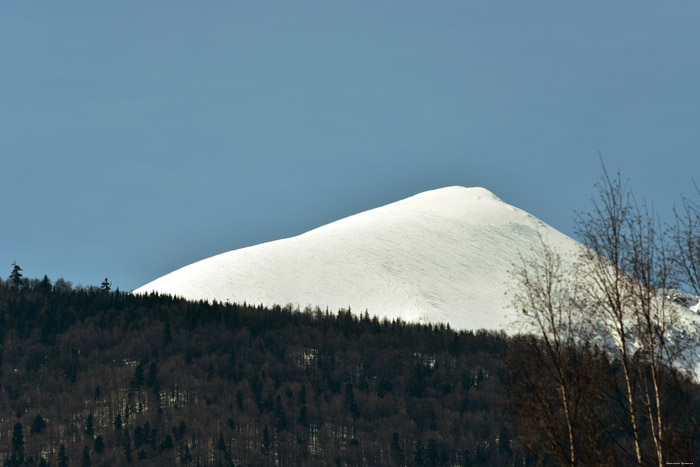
left=513, top=166, right=697, bottom=466
left=673, top=183, right=700, bottom=296
left=670, top=183, right=700, bottom=433
left=511, top=238, right=584, bottom=466
left=575, top=167, right=679, bottom=467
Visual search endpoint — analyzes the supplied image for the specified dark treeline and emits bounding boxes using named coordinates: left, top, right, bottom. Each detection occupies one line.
left=1, top=274, right=698, bottom=466
left=0, top=275, right=522, bottom=466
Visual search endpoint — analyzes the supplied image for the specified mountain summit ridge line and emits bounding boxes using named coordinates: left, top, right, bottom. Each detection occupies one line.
left=134, top=186, right=580, bottom=331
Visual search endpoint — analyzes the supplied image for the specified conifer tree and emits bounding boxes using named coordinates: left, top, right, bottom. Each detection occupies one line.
left=31, top=414, right=47, bottom=434
left=297, top=405, right=308, bottom=427
left=217, top=433, right=226, bottom=451
left=94, top=435, right=105, bottom=454
left=39, top=274, right=52, bottom=293
left=86, top=413, right=95, bottom=437
left=426, top=438, right=438, bottom=466
left=81, top=446, right=91, bottom=467
left=11, top=422, right=25, bottom=464
left=391, top=432, right=403, bottom=465
left=262, top=425, right=271, bottom=455
left=58, top=444, right=69, bottom=467
left=9, top=261, right=22, bottom=288
left=414, top=439, right=424, bottom=466
left=344, top=383, right=359, bottom=418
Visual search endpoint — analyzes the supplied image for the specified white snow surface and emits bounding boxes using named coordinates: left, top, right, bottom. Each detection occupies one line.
left=692, top=299, right=700, bottom=314
left=134, top=186, right=581, bottom=331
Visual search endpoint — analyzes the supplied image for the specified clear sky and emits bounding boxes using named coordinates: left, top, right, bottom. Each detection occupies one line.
left=2, top=2, right=699, bottom=291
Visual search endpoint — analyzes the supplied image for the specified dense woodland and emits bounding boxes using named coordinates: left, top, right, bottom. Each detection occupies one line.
left=0, top=269, right=698, bottom=466
left=0, top=273, right=525, bottom=466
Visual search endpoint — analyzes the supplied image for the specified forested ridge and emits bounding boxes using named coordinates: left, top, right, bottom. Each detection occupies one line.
left=0, top=275, right=524, bottom=466
left=1, top=271, right=699, bottom=466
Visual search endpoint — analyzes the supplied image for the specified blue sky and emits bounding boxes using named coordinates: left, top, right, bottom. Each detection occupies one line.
left=2, top=2, right=699, bottom=291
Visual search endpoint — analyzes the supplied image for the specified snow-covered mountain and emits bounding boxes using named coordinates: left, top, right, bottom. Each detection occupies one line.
left=134, top=186, right=582, bottom=331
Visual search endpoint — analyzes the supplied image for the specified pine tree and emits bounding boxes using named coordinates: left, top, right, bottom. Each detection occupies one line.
left=160, top=434, right=174, bottom=451
left=298, top=384, right=307, bottom=406
left=81, top=446, right=92, bottom=467
left=217, top=433, right=227, bottom=451
left=262, top=425, right=271, bottom=455
left=86, top=413, right=95, bottom=437
left=58, top=444, right=69, bottom=467
left=344, top=383, right=359, bottom=418
left=163, top=319, right=172, bottom=348
left=297, top=405, right=308, bottom=427
left=131, top=362, right=145, bottom=389
left=95, top=435, right=105, bottom=453
left=9, top=261, right=23, bottom=288
left=391, top=432, right=403, bottom=465
left=31, top=414, right=47, bottom=434
left=426, top=438, right=438, bottom=467
left=100, top=277, right=111, bottom=293
left=414, top=439, right=424, bottom=466
left=146, top=361, right=158, bottom=387
left=39, top=274, right=52, bottom=293
left=12, top=422, right=25, bottom=463
left=123, top=431, right=133, bottom=462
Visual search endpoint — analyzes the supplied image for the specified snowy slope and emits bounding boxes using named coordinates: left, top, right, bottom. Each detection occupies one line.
left=134, top=186, right=581, bottom=331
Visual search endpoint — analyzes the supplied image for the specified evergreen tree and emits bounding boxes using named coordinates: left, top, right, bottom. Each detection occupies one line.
left=11, top=422, right=25, bottom=463
left=274, top=395, right=288, bottom=431
left=81, top=446, right=91, bottom=467
left=134, top=426, right=144, bottom=447
left=391, top=432, right=403, bottom=465
left=180, top=444, right=192, bottom=464
left=131, top=362, right=145, bottom=389
left=426, top=438, right=438, bottom=467
left=85, top=413, right=94, bottom=437
left=57, top=444, right=69, bottom=467
left=94, top=435, right=105, bottom=454
left=498, top=426, right=512, bottom=456
left=344, top=382, right=359, bottom=418
left=160, top=434, right=174, bottom=451
left=298, top=384, right=307, bottom=406
left=262, top=425, right=271, bottom=455
left=123, top=431, right=133, bottom=462
left=100, top=277, right=111, bottom=293
left=30, top=414, right=47, bottom=434
left=9, top=262, right=22, bottom=288
left=414, top=439, right=424, bottom=466
left=174, top=420, right=186, bottom=441
left=217, top=433, right=226, bottom=451
left=146, top=361, right=158, bottom=387
left=39, top=275, right=52, bottom=293
left=297, top=405, right=308, bottom=427
left=161, top=316, right=172, bottom=348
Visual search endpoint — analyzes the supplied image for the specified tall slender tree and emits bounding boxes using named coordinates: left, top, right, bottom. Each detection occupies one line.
left=10, top=261, right=23, bottom=288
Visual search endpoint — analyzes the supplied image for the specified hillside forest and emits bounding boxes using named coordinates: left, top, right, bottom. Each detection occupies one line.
left=0, top=272, right=698, bottom=466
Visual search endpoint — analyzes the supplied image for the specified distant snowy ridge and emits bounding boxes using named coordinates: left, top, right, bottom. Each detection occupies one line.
left=134, top=186, right=580, bottom=331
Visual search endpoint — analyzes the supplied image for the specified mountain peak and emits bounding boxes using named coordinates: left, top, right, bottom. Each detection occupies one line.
left=404, top=186, right=502, bottom=205
left=134, top=187, right=579, bottom=331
